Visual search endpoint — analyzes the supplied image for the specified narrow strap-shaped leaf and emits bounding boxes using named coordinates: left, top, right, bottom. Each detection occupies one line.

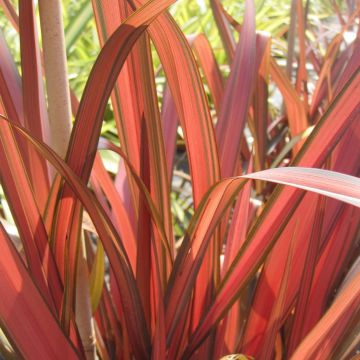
left=291, top=270, right=360, bottom=359
left=98, top=139, right=171, bottom=258
left=136, top=116, right=152, bottom=331
left=60, top=202, right=83, bottom=333
left=0, top=31, right=24, bottom=127
left=286, top=0, right=297, bottom=79
left=214, top=161, right=253, bottom=357
left=258, top=224, right=298, bottom=360
left=150, top=231, right=167, bottom=359
left=0, top=30, right=31, bottom=173
left=300, top=205, right=359, bottom=340
left=125, top=6, right=222, bottom=345
left=134, top=36, right=173, bottom=327
left=18, top=0, right=50, bottom=211
left=294, top=0, right=309, bottom=110
left=177, top=166, right=360, bottom=358
left=309, top=34, right=344, bottom=120
left=222, top=160, right=253, bottom=275
left=161, top=86, right=178, bottom=180
left=182, top=67, right=360, bottom=352
left=92, top=0, right=144, bottom=219
left=189, top=34, right=224, bottom=113
left=92, top=155, right=137, bottom=271
left=253, top=32, right=270, bottom=173
left=165, top=178, right=248, bottom=346
left=333, top=38, right=360, bottom=96
left=50, top=0, right=177, bottom=341
left=286, top=196, right=325, bottom=356
left=309, top=7, right=360, bottom=119
left=216, top=0, right=256, bottom=178
left=0, top=120, right=63, bottom=313
left=241, top=192, right=319, bottom=356
left=269, top=57, right=308, bottom=140
left=89, top=241, right=105, bottom=313
left=3, top=116, right=151, bottom=359
left=243, top=120, right=360, bottom=355
left=66, top=0, right=178, bottom=182
left=65, top=2, right=93, bottom=53
left=243, top=167, right=360, bottom=208
left=142, top=9, right=221, bottom=205
left=209, top=0, right=235, bottom=62
left=0, top=0, right=18, bottom=30
left=0, top=223, right=79, bottom=360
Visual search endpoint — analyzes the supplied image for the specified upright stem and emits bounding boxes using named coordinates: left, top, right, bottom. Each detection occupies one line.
left=38, top=0, right=72, bottom=158
left=38, top=2, right=95, bottom=358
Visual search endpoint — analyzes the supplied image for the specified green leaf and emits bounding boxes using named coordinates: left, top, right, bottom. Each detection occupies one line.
left=89, top=241, right=105, bottom=313
left=65, top=3, right=93, bottom=53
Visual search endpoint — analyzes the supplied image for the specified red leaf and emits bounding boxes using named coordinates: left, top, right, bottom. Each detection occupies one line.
left=189, top=34, right=224, bottom=113
left=3, top=116, right=151, bottom=358
left=216, top=0, right=256, bottom=178
left=19, top=0, right=50, bottom=211
left=291, top=270, right=360, bottom=359
left=0, top=223, right=78, bottom=359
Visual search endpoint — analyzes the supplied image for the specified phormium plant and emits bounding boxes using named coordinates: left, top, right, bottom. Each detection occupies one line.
left=0, top=0, right=359, bottom=359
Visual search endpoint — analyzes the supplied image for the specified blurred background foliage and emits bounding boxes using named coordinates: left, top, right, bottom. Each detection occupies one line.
left=0, top=0, right=341, bottom=96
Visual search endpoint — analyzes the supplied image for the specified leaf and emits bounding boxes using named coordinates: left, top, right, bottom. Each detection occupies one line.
left=51, top=0, right=177, bottom=341
left=92, top=155, right=137, bottom=271
left=294, top=0, right=309, bottom=110
left=97, top=138, right=171, bottom=260
left=286, top=196, right=325, bottom=356
left=184, top=42, right=360, bottom=360
left=0, top=120, right=63, bottom=313
left=165, top=178, right=248, bottom=346
left=90, top=241, right=105, bottom=313
left=243, top=121, right=360, bottom=356
left=161, top=86, right=178, bottom=179
left=143, top=7, right=221, bottom=205
left=214, top=161, right=253, bottom=357
left=291, top=270, right=360, bottom=359
left=243, top=167, right=360, bottom=208
left=253, top=32, right=270, bottom=174
left=0, top=223, right=79, bottom=360
left=0, top=31, right=24, bottom=128
left=133, top=35, right=173, bottom=330
left=258, top=223, right=298, bottom=360
left=209, top=0, right=235, bottom=62
left=299, top=205, right=359, bottom=343
left=109, top=4, right=223, bottom=348
left=65, top=2, right=93, bottom=53
left=2, top=115, right=151, bottom=359
left=242, top=191, right=319, bottom=356
left=92, top=0, right=147, bottom=225
left=285, top=0, right=297, bottom=79
left=0, top=30, right=31, bottom=172
left=216, top=0, right=256, bottom=178
left=0, top=0, right=18, bottom=30
left=269, top=57, right=308, bottom=141
left=189, top=33, right=224, bottom=112
left=18, top=0, right=50, bottom=211
left=180, top=165, right=360, bottom=357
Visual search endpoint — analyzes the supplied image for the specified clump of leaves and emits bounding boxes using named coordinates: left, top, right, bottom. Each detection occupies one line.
left=0, top=0, right=359, bottom=359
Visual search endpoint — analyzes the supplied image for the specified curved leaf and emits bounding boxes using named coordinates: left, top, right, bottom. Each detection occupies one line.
left=184, top=66, right=360, bottom=356
left=1, top=116, right=151, bottom=359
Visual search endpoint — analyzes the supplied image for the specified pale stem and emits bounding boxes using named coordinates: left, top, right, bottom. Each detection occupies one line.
left=38, top=2, right=95, bottom=358
left=38, top=0, right=72, bottom=158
